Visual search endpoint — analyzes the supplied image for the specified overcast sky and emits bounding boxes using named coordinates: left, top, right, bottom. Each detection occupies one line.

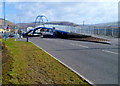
left=0, top=0, right=118, bottom=24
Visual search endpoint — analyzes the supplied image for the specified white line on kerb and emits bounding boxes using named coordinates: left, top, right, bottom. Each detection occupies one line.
left=102, top=50, right=118, bottom=55
left=29, top=40, right=94, bottom=85
left=70, top=43, right=89, bottom=48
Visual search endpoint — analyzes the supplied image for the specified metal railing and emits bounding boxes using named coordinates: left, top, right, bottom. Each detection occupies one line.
left=44, top=24, right=119, bottom=38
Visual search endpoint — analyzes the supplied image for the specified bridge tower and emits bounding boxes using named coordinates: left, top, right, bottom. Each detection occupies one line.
left=34, top=15, right=48, bottom=28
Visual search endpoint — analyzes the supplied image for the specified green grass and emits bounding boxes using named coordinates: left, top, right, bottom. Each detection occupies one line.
left=2, top=38, right=91, bottom=85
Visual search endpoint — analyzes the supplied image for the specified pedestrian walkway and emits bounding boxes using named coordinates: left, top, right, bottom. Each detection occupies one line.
left=91, top=35, right=119, bottom=46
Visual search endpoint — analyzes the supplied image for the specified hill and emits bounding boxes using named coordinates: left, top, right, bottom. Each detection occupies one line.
left=94, top=21, right=119, bottom=27
left=45, top=21, right=80, bottom=27
left=0, top=18, right=21, bottom=30
left=1, top=18, right=118, bottom=29
left=17, top=23, right=35, bottom=28
left=0, top=18, right=15, bottom=28
left=17, top=21, right=80, bottom=29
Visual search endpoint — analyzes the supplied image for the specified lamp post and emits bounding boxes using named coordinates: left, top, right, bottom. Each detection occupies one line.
left=3, top=0, right=7, bottom=41
left=3, top=0, right=6, bottom=29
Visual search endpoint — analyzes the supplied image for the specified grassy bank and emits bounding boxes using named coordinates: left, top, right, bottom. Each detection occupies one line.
left=2, top=39, right=91, bottom=85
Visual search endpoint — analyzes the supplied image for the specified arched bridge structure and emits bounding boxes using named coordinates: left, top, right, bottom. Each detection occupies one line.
left=34, top=15, right=48, bottom=27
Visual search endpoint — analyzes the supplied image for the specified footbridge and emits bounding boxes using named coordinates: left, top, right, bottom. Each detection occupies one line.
left=23, top=15, right=91, bottom=38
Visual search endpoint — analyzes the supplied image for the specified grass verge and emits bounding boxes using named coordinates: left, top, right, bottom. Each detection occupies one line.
left=2, top=38, right=91, bottom=85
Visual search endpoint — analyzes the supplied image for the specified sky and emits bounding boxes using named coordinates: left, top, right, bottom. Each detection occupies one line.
left=0, top=0, right=118, bottom=25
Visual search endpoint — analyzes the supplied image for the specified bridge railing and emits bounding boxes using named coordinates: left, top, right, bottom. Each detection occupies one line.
left=44, top=24, right=119, bottom=38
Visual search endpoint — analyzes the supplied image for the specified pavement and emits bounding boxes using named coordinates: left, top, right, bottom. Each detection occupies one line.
left=91, top=35, right=119, bottom=46
left=21, top=37, right=118, bottom=85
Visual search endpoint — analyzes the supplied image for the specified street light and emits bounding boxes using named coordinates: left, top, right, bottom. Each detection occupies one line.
left=3, top=0, right=6, bottom=29
left=3, top=0, right=7, bottom=41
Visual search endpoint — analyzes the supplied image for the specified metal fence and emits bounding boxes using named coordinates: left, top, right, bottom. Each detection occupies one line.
left=45, top=24, right=119, bottom=38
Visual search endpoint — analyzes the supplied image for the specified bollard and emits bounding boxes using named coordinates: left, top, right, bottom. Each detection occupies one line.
left=3, top=31, right=7, bottom=41
left=26, top=36, right=28, bottom=42
left=4, top=36, right=7, bottom=41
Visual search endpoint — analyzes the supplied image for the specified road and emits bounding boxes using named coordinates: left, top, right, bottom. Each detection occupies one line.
left=29, top=37, right=118, bottom=84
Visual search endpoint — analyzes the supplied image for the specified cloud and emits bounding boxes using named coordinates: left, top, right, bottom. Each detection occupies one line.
left=2, top=0, right=120, bottom=2
left=37, top=2, right=118, bottom=24
left=3, top=2, right=118, bottom=24
left=71, top=2, right=118, bottom=24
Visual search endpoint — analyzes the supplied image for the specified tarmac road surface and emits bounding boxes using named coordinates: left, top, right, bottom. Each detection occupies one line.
left=29, top=37, right=118, bottom=84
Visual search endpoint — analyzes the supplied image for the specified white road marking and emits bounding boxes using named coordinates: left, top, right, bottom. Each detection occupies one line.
left=70, top=43, right=89, bottom=48
left=55, top=40, right=64, bottom=43
left=42, top=38, right=64, bottom=43
left=42, top=38, right=53, bottom=41
left=29, top=40, right=94, bottom=85
left=54, top=40, right=63, bottom=43
left=102, top=50, right=118, bottom=55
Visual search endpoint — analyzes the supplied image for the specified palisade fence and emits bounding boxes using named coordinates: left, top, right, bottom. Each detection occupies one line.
left=46, top=24, right=119, bottom=38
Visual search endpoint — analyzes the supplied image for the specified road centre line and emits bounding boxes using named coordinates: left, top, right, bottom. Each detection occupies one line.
left=102, top=50, right=118, bottom=55
left=70, top=43, right=89, bottom=48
